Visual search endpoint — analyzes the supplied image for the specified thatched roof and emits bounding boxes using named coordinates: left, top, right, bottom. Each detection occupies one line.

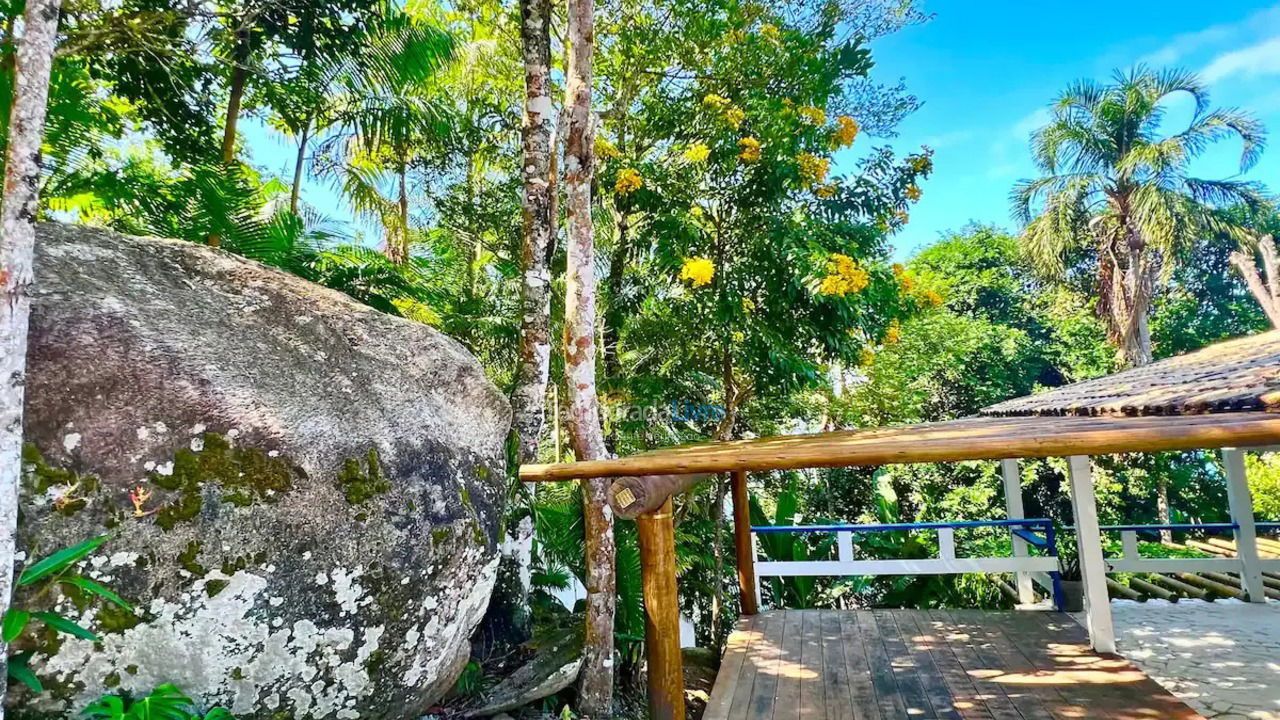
left=982, top=330, right=1280, bottom=418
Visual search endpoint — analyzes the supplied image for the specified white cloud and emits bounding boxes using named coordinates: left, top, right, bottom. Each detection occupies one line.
left=1201, top=36, right=1280, bottom=83
left=1012, top=107, right=1052, bottom=140
left=1139, top=4, right=1280, bottom=67
left=920, top=129, right=973, bottom=151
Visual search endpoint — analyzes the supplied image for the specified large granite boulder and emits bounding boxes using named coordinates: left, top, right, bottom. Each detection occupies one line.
left=11, top=223, right=511, bottom=718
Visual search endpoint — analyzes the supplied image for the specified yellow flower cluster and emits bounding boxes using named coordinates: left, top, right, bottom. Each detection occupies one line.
left=909, top=153, right=933, bottom=173
left=683, top=143, right=711, bottom=163
left=814, top=183, right=837, bottom=199
left=798, top=106, right=826, bottom=126
left=615, top=167, right=643, bottom=195
left=817, top=253, right=869, bottom=297
left=894, top=209, right=909, bottom=225
left=859, top=347, right=876, bottom=366
left=680, top=257, right=715, bottom=287
left=596, top=137, right=621, bottom=159
left=703, top=94, right=730, bottom=110
left=742, top=297, right=755, bottom=313
left=906, top=184, right=922, bottom=202
left=797, top=153, right=829, bottom=186
left=703, top=94, right=745, bottom=128
left=760, top=23, right=781, bottom=43
left=884, top=319, right=902, bottom=345
left=738, top=137, right=761, bottom=163
left=920, top=289, right=944, bottom=307
left=833, top=116, right=859, bottom=148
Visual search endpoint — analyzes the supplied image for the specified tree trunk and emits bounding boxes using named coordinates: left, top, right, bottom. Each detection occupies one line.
left=1156, top=477, right=1172, bottom=544
left=602, top=215, right=628, bottom=386
left=221, top=26, right=249, bottom=165
left=1230, top=236, right=1280, bottom=329
left=563, top=0, right=614, bottom=710
left=289, top=123, right=310, bottom=215
left=209, top=25, right=249, bottom=248
left=0, top=0, right=61, bottom=702
left=512, top=0, right=556, bottom=464
left=487, top=0, right=557, bottom=648
left=385, top=161, right=409, bottom=264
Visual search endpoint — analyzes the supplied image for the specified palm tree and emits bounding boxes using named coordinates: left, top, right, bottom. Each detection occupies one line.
left=1013, top=67, right=1266, bottom=368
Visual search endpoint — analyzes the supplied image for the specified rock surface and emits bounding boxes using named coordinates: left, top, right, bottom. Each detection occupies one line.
left=11, top=223, right=511, bottom=719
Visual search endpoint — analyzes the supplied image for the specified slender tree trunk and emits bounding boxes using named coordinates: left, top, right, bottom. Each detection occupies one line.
left=221, top=27, right=249, bottom=165
left=564, top=0, right=614, bottom=710
left=486, top=0, right=557, bottom=648
left=385, top=161, right=409, bottom=264
left=1230, top=236, right=1280, bottom=329
left=209, top=26, right=249, bottom=248
left=512, top=0, right=556, bottom=464
left=602, top=215, right=628, bottom=386
left=0, top=0, right=61, bottom=704
left=289, top=123, right=310, bottom=215
left=1156, top=479, right=1172, bottom=544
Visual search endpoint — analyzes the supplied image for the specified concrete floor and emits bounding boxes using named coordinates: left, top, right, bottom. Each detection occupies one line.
left=1111, top=599, right=1280, bottom=720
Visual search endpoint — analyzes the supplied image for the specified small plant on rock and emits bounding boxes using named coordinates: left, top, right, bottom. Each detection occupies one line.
left=81, top=683, right=233, bottom=720
left=4, top=534, right=132, bottom=693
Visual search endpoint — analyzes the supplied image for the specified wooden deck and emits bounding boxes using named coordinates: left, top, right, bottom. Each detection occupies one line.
left=703, top=609, right=1204, bottom=720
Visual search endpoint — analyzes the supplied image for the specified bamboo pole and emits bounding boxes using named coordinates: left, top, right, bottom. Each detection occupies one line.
left=730, top=471, right=758, bottom=615
left=1177, top=572, right=1244, bottom=599
left=1201, top=571, right=1280, bottom=600
left=637, top=497, right=685, bottom=720
left=1106, top=578, right=1143, bottom=600
left=1150, top=574, right=1209, bottom=600
left=1129, top=576, right=1177, bottom=602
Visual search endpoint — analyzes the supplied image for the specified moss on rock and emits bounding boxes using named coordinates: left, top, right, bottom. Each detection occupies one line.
left=152, top=432, right=304, bottom=529
left=336, top=449, right=391, bottom=505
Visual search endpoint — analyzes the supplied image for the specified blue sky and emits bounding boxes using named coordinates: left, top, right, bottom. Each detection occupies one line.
left=859, top=1, right=1280, bottom=258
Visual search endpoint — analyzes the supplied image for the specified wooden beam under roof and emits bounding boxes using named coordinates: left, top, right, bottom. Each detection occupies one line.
left=519, top=411, right=1280, bottom=481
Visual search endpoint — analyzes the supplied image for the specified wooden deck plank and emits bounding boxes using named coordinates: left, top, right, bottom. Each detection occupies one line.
left=953, top=608, right=1087, bottom=720
left=705, top=609, right=1203, bottom=720
left=929, top=609, right=1033, bottom=720
left=857, top=610, right=905, bottom=719
left=892, top=610, right=961, bottom=719
left=771, top=610, right=805, bottom=720
left=736, top=611, right=784, bottom=720
left=837, top=611, right=877, bottom=720
left=703, top=614, right=758, bottom=719
left=875, top=608, right=936, bottom=717
left=798, top=611, right=826, bottom=720
left=909, top=610, right=993, bottom=719
left=818, top=611, right=852, bottom=720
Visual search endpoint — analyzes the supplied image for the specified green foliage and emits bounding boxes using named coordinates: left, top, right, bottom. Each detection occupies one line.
left=81, top=683, right=233, bottom=720
left=1246, top=453, right=1280, bottom=522
left=6, top=535, right=131, bottom=693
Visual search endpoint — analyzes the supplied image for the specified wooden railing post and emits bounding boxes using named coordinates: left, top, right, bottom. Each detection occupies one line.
left=730, top=470, right=758, bottom=615
left=637, top=497, right=685, bottom=720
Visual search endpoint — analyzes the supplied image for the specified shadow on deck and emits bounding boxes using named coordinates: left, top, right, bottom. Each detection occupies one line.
left=704, top=608, right=1203, bottom=720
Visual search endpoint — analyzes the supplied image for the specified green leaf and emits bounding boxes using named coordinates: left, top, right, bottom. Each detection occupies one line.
left=7, top=652, right=43, bottom=693
left=204, top=708, right=235, bottom=720
left=19, top=534, right=110, bottom=586
left=3, top=608, right=31, bottom=643
left=31, top=611, right=99, bottom=641
left=60, top=575, right=133, bottom=612
left=81, top=694, right=125, bottom=719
